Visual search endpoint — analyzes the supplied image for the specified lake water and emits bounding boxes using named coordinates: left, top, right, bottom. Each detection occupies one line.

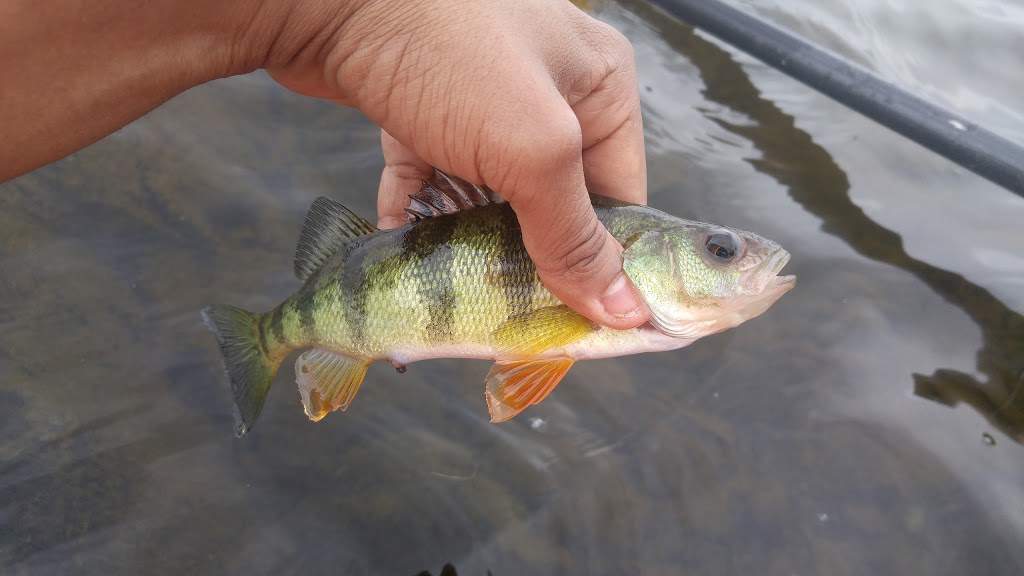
left=2, top=0, right=1023, bottom=574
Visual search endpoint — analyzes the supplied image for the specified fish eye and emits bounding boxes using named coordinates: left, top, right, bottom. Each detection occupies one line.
left=704, top=229, right=744, bottom=263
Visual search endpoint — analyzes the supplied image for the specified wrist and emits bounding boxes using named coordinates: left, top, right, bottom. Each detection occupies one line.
left=225, top=0, right=363, bottom=77
left=237, top=0, right=428, bottom=108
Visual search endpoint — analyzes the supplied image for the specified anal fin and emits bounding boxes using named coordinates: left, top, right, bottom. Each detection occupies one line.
left=294, top=349, right=370, bottom=421
left=485, top=358, right=575, bottom=423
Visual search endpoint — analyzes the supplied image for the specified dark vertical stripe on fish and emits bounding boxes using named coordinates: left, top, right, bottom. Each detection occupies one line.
left=402, top=216, right=458, bottom=341
left=342, top=245, right=369, bottom=341
left=297, top=293, right=318, bottom=340
left=256, top=313, right=271, bottom=357
left=426, top=285, right=456, bottom=340
left=495, top=212, right=535, bottom=321
left=476, top=206, right=535, bottom=321
left=269, top=303, right=285, bottom=343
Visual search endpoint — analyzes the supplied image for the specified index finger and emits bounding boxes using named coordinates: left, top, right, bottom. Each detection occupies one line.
left=576, top=77, right=647, bottom=206
left=544, top=15, right=646, bottom=206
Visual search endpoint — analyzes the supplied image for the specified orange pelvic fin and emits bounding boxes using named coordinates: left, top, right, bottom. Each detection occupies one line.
left=294, top=349, right=369, bottom=421
left=484, top=357, right=575, bottom=423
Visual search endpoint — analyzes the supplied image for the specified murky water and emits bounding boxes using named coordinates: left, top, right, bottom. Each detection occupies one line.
left=2, top=0, right=1023, bottom=574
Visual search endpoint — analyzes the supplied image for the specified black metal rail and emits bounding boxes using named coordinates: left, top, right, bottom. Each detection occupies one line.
left=646, top=0, right=1024, bottom=198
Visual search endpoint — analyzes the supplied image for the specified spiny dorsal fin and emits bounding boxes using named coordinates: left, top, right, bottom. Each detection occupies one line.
left=405, top=169, right=504, bottom=221
left=294, top=196, right=376, bottom=282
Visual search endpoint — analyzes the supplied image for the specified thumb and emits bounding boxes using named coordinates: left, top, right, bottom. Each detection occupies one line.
left=499, top=125, right=649, bottom=330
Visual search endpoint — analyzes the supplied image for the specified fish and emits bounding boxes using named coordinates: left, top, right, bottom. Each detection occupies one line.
left=202, top=170, right=795, bottom=436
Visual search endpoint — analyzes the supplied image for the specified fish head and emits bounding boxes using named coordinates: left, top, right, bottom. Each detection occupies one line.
left=622, top=223, right=796, bottom=340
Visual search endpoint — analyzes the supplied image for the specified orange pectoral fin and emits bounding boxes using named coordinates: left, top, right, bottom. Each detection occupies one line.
left=294, top=349, right=370, bottom=421
left=484, top=358, right=575, bottom=423
left=491, top=305, right=596, bottom=358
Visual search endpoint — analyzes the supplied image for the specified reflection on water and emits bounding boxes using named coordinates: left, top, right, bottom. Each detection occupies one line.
left=726, top=0, right=1024, bottom=141
left=2, top=0, right=1024, bottom=574
left=627, top=0, right=1024, bottom=441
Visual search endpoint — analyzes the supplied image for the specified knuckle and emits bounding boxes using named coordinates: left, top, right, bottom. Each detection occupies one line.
left=604, top=26, right=635, bottom=61
left=536, top=119, right=583, bottom=167
left=519, top=109, right=581, bottom=159
left=545, top=216, right=609, bottom=282
left=544, top=117, right=583, bottom=160
left=583, top=20, right=635, bottom=72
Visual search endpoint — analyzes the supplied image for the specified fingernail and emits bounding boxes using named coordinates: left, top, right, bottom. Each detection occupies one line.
left=601, top=273, right=642, bottom=318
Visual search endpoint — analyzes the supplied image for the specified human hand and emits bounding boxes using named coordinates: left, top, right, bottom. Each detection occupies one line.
left=261, top=0, right=650, bottom=329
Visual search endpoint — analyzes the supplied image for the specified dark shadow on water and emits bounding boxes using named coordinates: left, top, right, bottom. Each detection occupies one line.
left=413, top=564, right=465, bottom=576
left=624, top=0, right=1024, bottom=442
left=412, top=564, right=497, bottom=576
left=0, top=416, right=216, bottom=566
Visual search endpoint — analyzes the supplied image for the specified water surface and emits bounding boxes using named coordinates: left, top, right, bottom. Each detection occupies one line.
left=2, top=0, right=1022, bottom=574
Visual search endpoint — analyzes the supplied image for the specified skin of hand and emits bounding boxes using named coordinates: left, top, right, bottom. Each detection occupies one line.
left=1, top=0, right=650, bottom=329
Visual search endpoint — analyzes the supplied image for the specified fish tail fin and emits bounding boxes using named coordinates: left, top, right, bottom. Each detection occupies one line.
left=201, top=304, right=281, bottom=437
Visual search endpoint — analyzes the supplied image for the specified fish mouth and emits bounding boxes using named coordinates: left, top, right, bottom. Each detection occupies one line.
left=766, top=250, right=796, bottom=293
left=743, top=249, right=795, bottom=295
left=769, top=273, right=797, bottom=291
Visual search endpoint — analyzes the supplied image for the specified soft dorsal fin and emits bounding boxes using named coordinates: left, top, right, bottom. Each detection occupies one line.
left=294, top=196, right=377, bottom=282
left=405, top=169, right=504, bottom=221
